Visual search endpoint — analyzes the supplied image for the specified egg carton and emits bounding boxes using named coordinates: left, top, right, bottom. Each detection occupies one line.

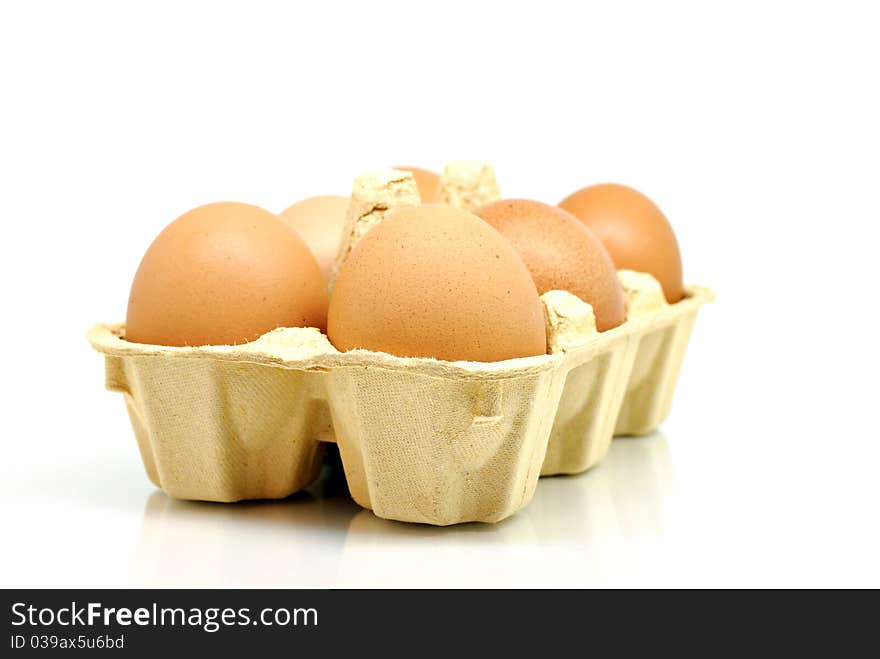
left=88, top=272, right=711, bottom=525
left=89, top=164, right=711, bottom=525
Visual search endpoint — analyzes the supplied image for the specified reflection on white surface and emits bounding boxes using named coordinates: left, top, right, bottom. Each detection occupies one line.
left=132, top=435, right=675, bottom=587
left=132, top=456, right=358, bottom=587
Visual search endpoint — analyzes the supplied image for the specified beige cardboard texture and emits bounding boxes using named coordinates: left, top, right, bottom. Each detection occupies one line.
left=329, top=163, right=501, bottom=289
left=104, top=352, right=329, bottom=502
left=538, top=274, right=711, bottom=475
left=324, top=363, right=562, bottom=525
left=435, top=161, right=501, bottom=210
left=329, top=169, right=421, bottom=290
left=88, top=278, right=711, bottom=525
left=613, top=270, right=704, bottom=436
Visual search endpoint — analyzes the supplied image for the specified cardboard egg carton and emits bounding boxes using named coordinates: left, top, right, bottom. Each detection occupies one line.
left=88, top=165, right=712, bottom=525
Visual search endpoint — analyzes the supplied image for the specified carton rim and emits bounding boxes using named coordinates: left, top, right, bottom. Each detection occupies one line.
left=87, top=285, right=713, bottom=380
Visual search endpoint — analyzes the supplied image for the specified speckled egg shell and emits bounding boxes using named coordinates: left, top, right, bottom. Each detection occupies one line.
left=126, top=201, right=328, bottom=346
left=327, top=205, right=547, bottom=362
left=560, top=183, right=684, bottom=303
left=474, top=198, right=626, bottom=331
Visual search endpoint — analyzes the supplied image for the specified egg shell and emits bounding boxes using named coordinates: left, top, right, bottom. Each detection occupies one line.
left=327, top=205, right=547, bottom=362
left=395, top=166, right=440, bottom=203
left=126, top=201, right=328, bottom=346
left=474, top=199, right=626, bottom=332
left=330, top=169, right=421, bottom=289
left=279, top=195, right=349, bottom=281
left=559, top=183, right=684, bottom=303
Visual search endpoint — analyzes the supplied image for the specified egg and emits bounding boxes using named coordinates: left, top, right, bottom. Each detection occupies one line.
left=126, top=201, right=328, bottom=346
left=279, top=195, right=348, bottom=280
left=559, top=183, right=684, bottom=303
left=328, top=205, right=546, bottom=361
left=473, top=199, right=625, bottom=331
left=395, top=166, right=440, bottom=203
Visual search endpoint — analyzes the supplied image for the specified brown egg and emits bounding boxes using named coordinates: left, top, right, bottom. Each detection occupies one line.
left=559, top=183, right=684, bottom=303
left=473, top=199, right=625, bottom=331
left=328, top=205, right=546, bottom=361
left=126, top=202, right=328, bottom=346
left=279, top=195, right=348, bottom=280
left=395, top=166, right=440, bottom=203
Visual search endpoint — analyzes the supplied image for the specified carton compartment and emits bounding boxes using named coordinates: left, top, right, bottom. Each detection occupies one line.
left=541, top=332, right=639, bottom=475
left=105, top=354, right=327, bottom=502
left=615, top=307, right=699, bottom=436
left=326, top=365, right=562, bottom=525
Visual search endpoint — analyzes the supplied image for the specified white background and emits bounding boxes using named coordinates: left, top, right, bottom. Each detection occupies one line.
left=1, top=1, right=878, bottom=588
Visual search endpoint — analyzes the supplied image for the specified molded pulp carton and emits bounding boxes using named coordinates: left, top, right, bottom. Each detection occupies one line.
left=89, top=165, right=712, bottom=525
